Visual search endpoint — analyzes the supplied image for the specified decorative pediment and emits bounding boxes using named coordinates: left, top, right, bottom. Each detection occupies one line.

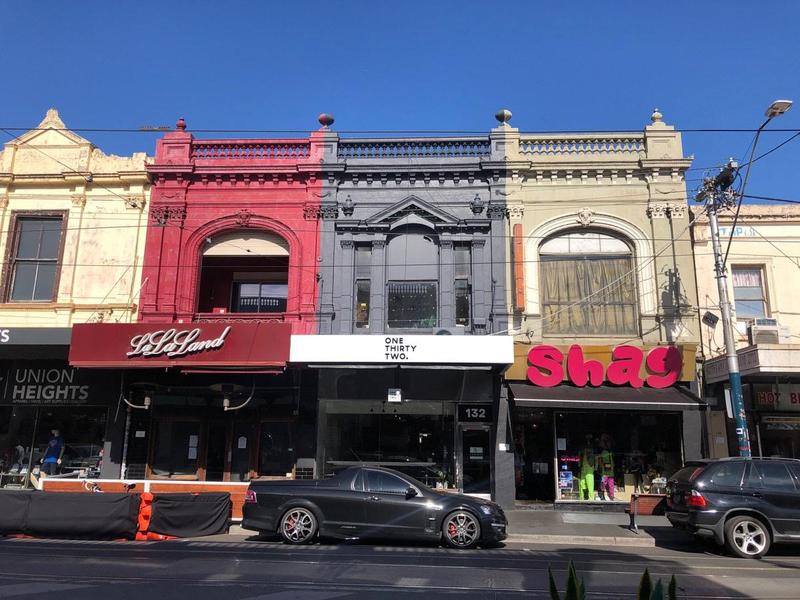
left=11, top=108, right=92, bottom=148
left=366, top=195, right=459, bottom=227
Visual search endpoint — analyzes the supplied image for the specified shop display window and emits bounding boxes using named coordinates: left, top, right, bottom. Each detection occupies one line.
left=0, top=406, right=107, bottom=486
left=324, top=399, right=455, bottom=488
left=150, top=419, right=201, bottom=479
left=554, top=411, right=683, bottom=502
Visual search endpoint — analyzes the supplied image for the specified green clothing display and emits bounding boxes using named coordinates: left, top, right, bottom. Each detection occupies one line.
left=599, top=450, right=614, bottom=477
left=580, top=448, right=595, bottom=476
left=579, top=472, right=594, bottom=500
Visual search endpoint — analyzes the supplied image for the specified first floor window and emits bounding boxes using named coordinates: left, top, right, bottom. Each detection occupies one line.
left=8, top=216, right=63, bottom=302
left=233, top=282, right=288, bottom=313
left=454, top=244, right=471, bottom=326
left=732, top=266, right=768, bottom=320
left=355, top=280, right=371, bottom=328
left=387, top=281, right=437, bottom=329
left=540, top=232, right=637, bottom=336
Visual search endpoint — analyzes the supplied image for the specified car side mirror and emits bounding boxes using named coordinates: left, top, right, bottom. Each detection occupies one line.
left=405, top=487, right=418, bottom=499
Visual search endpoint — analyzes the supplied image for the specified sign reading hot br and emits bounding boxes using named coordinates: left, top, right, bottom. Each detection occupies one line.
left=127, top=326, right=231, bottom=359
left=384, top=337, right=418, bottom=361
left=527, top=344, right=683, bottom=389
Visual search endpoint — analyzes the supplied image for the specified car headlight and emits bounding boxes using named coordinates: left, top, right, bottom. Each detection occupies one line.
left=479, top=505, right=493, bottom=516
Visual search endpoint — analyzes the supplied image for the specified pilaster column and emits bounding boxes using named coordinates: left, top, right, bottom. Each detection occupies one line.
left=472, top=238, right=488, bottom=332
left=369, top=239, right=387, bottom=333
left=439, top=238, right=455, bottom=328
left=337, top=238, right=355, bottom=333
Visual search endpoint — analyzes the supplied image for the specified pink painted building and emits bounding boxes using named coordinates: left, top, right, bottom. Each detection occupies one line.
left=140, top=117, right=335, bottom=332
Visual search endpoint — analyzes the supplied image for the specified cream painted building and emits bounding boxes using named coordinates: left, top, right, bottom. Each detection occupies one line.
left=0, top=109, right=150, bottom=327
left=493, top=109, right=704, bottom=504
left=694, top=205, right=800, bottom=459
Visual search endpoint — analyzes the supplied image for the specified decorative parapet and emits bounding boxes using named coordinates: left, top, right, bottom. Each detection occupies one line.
left=191, top=140, right=310, bottom=160
left=338, top=138, right=491, bottom=159
left=518, top=133, right=645, bottom=159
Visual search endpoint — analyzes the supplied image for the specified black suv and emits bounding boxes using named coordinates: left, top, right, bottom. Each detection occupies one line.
left=666, top=458, right=800, bottom=558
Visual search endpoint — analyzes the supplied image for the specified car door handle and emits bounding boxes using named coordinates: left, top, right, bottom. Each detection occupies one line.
left=752, top=492, right=763, bottom=498
left=366, top=495, right=381, bottom=501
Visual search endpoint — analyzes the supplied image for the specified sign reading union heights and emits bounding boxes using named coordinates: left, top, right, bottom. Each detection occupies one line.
left=70, top=322, right=291, bottom=368
left=526, top=344, right=683, bottom=389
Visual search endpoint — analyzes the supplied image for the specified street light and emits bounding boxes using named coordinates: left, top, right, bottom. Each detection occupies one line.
left=765, top=99, right=793, bottom=119
left=700, top=98, right=793, bottom=458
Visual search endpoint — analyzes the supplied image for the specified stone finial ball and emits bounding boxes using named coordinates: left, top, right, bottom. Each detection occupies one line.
left=318, top=113, right=335, bottom=128
left=495, top=109, right=513, bottom=124
left=176, top=117, right=187, bottom=131
left=651, top=108, right=663, bottom=123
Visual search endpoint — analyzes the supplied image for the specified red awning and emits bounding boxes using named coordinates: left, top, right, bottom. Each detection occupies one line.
left=69, top=322, right=291, bottom=369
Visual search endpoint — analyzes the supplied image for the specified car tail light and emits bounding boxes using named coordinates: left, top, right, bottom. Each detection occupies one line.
left=244, top=489, right=257, bottom=504
left=687, top=489, right=707, bottom=508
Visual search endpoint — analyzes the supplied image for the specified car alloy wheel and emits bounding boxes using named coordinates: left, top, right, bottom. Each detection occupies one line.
left=443, top=510, right=481, bottom=549
left=280, top=507, right=317, bottom=544
left=725, top=515, right=770, bottom=559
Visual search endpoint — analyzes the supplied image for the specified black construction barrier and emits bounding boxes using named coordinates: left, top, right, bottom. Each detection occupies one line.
left=0, top=491, right=140, bottom=539
left=0, top=490, right=35, bottom=534
left=149, top=492, right=231, bottom=538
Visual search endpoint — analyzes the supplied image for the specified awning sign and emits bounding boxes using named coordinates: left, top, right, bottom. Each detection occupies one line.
left=69, top=322, right=291, bottom=368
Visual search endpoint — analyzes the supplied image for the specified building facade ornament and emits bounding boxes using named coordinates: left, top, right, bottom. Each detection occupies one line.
left=507, top=205, right=525, bottom=220
left=235, top=209, right=253, bottom=227
left=576, top=207, right=595, bottom=227
left=71, top=194, right=87, bottom=208
left=487, top=204, right=507, bottom=220
left=303, top=204, right=320, bottom=220
left=149, top=206, right=186, bottom=226
left=647, top=203, right=668, bottom=219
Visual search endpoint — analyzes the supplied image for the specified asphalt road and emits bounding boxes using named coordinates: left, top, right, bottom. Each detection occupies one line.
left=1, top=535, right=800, bottom=599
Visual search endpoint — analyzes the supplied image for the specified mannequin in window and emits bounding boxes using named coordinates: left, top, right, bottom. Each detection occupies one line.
left=579, top=434, right=596, bottom=501
left=597, top=432, right=615, bottom=501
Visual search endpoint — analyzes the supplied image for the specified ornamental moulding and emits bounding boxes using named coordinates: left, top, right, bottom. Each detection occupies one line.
left=149, top=206, right=186, bottom=226
left=576, top=207, right=595, bottom=227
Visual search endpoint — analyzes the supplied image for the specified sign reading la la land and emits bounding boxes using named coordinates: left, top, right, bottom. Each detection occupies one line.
left=526, top=344, right=683, bottom=389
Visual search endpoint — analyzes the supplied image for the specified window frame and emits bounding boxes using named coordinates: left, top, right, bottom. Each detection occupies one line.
left=731, top=264, right=770, bottom=322
left=230, top=280, right=289, bottom=313
left=353, top=245, right=372, bottom=330
left=538, top=230, right=639, bottom=337
left=386, top=280, right=439, bottom=330
left=453, top=243, right=472, bottom=327
left=2, top=211, right=68, bottom=304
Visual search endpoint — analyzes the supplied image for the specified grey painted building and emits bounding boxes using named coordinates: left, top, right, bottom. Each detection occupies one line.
left=311, top=128, right=510, bottom=336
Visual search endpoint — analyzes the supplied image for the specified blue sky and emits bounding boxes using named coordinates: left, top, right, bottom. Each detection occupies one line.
left=3, top=0, right=799, bottom=201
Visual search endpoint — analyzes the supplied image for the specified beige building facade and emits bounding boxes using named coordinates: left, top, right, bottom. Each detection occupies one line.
left=0, top=109, right=150, bottom=327
left=493, top=110, right=704, bottom=504
left=0, top=109, right=149, bottom=487
left=695, top=205, right=800, bottom=459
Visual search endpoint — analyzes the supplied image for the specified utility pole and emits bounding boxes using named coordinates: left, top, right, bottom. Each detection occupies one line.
left=697, top=161, right=751, bottom=457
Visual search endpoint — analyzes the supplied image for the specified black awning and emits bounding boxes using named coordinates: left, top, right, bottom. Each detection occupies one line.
left=508, top=383, right=705, bottom=411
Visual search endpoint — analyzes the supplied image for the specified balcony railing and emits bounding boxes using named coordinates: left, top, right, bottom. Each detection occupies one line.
left=191, top=140, right=310, bottom=160
left=338, top=138, right=491, bottom=159
left=194, top=312, right=301, bottom=323
left=519, top=134, right=645, bottom=158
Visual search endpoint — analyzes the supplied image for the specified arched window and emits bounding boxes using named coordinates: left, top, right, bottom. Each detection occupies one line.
left=539, top=231, right=638, bottom=335
left=197, top=231, right=289, bottom=314
left=385, top=228, right=439, bottom=329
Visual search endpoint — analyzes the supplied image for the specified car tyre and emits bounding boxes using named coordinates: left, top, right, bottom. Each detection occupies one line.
left=724, top=515, right=771, bottom=559
left=442, top=510, right=481, bottom=550
left=279, top=507, right=318, bottom=545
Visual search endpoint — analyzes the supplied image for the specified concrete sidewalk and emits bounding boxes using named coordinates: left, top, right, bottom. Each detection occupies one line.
left=217, top=511, right=679, bottom=548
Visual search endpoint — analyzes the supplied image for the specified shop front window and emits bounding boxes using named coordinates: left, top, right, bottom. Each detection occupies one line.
left=540, top=231, right=637, bottom=336
left=552, top=411, right=683, bottom=502
left=0, top=406, right=107, bottom=486
left=150, top=420, right=201, bottom=479
left=324, top=399, right=455, bottom=488
left=258, top=421, right=295, bottom=477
